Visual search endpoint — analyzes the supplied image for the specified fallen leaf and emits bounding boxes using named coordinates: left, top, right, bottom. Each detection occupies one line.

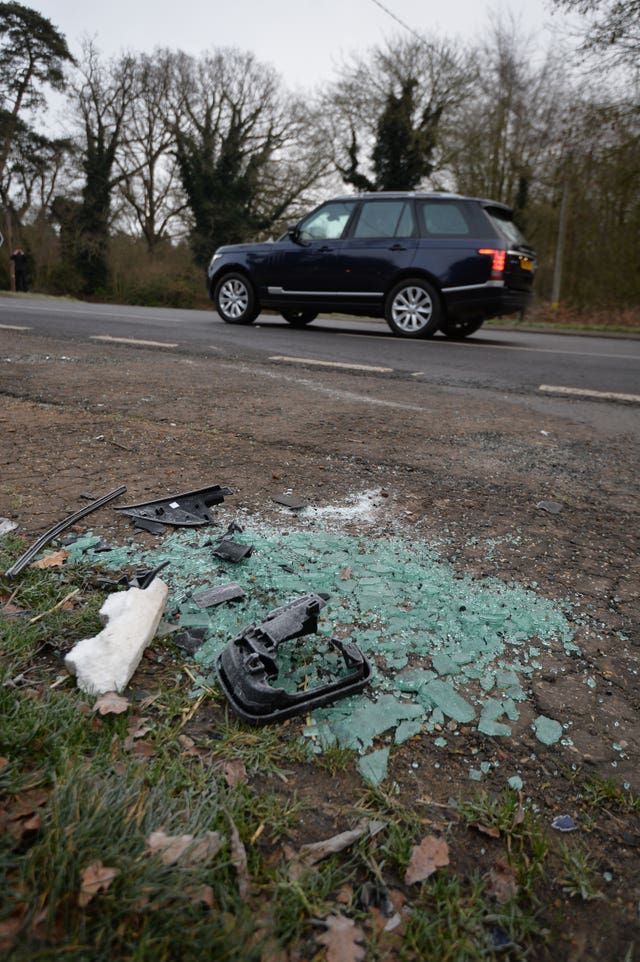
left=78, top=860, right=120, bottom=907
left=185, top=885, right=215, bottom=909
left=93, top=692, right=130, bottom=715
left=0, top=903, right=27, bottom=951
left=146, top=829, right=223, bottom=866
left=404, top=835, right=449, bottom=885
left=296, top=819, right=384, bottom=869
left=0, top=757, right=8, bottom=771
left=470, top=822, right=501, bottom=839
left=316, top=914, right=366, bottom=962
left=228, top=813, right=250, bottom=898
left=32, top=549, right=69, bottom=569
left=339, top=567, right=352, bottom=580
left=130, top=740, right=156, bottom=759
left=485, top=856, right=518, bottom=904
left=222, top=759, right=248, bottom=788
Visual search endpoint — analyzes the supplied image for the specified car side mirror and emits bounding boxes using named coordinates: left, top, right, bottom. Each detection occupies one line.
left=287, top=224, right=301, bottom=243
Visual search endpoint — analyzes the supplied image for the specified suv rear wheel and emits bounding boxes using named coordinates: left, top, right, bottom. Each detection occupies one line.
left=214, top=272, right=259, bottom=325
left=386, top=278, right=441, bottom=338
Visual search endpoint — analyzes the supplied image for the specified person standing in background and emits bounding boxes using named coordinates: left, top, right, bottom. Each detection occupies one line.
left=10, top=248, right=28, bottom=291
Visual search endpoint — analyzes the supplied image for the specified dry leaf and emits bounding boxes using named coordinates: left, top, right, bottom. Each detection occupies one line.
left=316, top=914, right=366, bottom=962
left=339, top=567, right=352, bottom=581
left=405, top=835, right=450, bottom=885
left=222, top=759, right=248, bottom=788
left=130, top=740, right=156, bottom=758
left=485, top=856, right=518, bottom=904
left=146, top=829, right=222, bottom=866
left=470, top=822, right=501, bottom=839
left=78, top=859, right=120, bottom=907
left=185, top=885, right=216, bottom=909
left=0, top=903, right=27, bottom=952
left=228, top=814, right=250, bottom=898
left=32, top=549, right=69, bottom=569
left=0, top=757, right=9, bottom=771
left=295, top=819, right=383, bottom=870
left=93, top=692, right=130, bottom=715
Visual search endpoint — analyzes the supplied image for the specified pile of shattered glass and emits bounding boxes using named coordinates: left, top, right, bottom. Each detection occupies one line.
left=68, top=492, right=579, bottom=783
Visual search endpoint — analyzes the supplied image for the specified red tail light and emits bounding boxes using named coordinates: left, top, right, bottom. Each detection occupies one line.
left=478, top=248, right=506, bottom=278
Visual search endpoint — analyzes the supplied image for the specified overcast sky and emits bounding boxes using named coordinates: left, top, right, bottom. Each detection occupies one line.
left=38, top=0, right=571, bottom=89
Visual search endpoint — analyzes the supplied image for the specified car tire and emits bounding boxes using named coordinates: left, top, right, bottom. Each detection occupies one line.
left=214, top=272, right=259, bottom=325
left=440, top=317, right=484, bottom=339
left=280, top=309, right=318, bottom=327
left=385, top=278, right=441, bottom=338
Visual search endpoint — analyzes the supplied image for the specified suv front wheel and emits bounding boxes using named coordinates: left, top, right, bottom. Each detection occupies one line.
left=214, top=272, right=259, bottom=325
left=385, top=278, right=441, bottom=338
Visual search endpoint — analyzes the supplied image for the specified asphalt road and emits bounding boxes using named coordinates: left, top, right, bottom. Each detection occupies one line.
left=1, top=296, right=639, bottom=434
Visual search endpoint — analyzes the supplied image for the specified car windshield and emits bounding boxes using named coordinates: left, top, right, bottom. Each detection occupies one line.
left=484, top=207, right=528, bottom=245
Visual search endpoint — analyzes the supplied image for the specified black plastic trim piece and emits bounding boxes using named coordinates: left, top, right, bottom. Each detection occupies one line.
left=215, top=593, right=371, bottom=724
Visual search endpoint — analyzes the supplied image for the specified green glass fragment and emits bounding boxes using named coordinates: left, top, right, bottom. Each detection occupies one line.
left=358, top=747, right=390, bottom=786
left=532, top=715, right=563, bottom=745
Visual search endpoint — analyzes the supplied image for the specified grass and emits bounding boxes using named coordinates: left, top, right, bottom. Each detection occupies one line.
left=1, top=538, right=638, bottom=959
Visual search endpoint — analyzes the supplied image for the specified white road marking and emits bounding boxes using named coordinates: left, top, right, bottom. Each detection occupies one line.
left=539, top=384, right=640, bottom=403
left=269, top=355, right=393, bottom=373
left=91, top=335, right=178, bottom=348
left=0, top=323, right=30, bottom=331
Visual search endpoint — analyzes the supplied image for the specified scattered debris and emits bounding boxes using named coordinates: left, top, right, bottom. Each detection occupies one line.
left=216, top=593, right=371, bottom=724
left=536, top=500, right=564, bottom=514
left=172, top=627, right=208, bottom=655
left=532, top=714, right=564, bottom=746
left=115, top=484, right=231, bottom=527
left=212, top=538, right=253, bottom=562
left=193, top=582, right=246, bottom=608
left=273, top=493, right=307, bottom=510
left=357, top=747, right=390, bottom=786
left=0, top=518, right=18, bottom=537
left=4, top=484, right=126, bottom=579
left=65, top=579, right=169, bottom=694
left=552, top=815, right=578, bottom=832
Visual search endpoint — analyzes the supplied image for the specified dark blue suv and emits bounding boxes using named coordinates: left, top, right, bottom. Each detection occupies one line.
left=207, top=192, right=536, bottom=339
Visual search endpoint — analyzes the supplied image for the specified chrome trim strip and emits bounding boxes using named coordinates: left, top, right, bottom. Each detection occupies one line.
left=267, top=286, right=380, bottom=297
left=442, top=280, right=505, bottom=292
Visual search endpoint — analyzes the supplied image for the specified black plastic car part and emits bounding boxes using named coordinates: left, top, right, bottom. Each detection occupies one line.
left=216, top=593, right=371, bottom=724
left=4, top=485, right=127, bottom=580
left=114, top=484, right=231, bottom=527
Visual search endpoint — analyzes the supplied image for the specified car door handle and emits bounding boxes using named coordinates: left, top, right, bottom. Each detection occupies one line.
left=389, top=244, right=407, bottom=251
left=318, top=245, right=334, bottom=252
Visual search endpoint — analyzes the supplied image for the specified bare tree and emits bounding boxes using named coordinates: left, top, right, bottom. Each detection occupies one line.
left=548, top=0, right=640, bottom=70
left=444, top=19, right=569, bottom=224
left=324, top=33, right=475, bottom=191
left=171, top=48, right=331, bottom=266
left=61, top=42, right=139, bottom=292
left=115, top=50, right=188, bottom=251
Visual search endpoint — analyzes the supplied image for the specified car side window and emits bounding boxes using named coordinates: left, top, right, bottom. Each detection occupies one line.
left=419, top=201, right=472, bottom=237
left=298, top=202, right=355, bottom=241
left=353, top=200, right=415, bottom=239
